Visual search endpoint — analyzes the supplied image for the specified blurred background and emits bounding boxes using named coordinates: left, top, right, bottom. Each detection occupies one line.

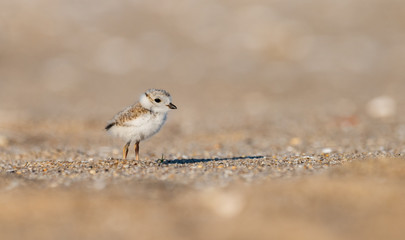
left=1, top=0, right=404, bottom=129
left=1, top=1, right=405, bottom=240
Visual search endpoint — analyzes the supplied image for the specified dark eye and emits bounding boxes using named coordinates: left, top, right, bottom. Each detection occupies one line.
left=154, top=98, right=161, bottom=103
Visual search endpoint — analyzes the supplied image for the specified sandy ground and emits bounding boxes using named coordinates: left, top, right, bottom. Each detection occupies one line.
left=1, top=0, right=405, bottom=239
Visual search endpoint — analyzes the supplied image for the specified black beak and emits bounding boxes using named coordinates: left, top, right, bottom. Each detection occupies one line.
left=168, top=103, right=177, bottom=109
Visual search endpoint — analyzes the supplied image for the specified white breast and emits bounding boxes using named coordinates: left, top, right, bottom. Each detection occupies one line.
left=108, top=112, right=167, bottom=142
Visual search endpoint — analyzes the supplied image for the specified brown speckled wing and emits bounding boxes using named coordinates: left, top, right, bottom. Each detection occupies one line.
left=106, top=103, right=150, bottom=129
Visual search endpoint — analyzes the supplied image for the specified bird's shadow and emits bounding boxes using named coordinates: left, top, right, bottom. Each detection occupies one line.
left=161, top=155, right=265, bottom=164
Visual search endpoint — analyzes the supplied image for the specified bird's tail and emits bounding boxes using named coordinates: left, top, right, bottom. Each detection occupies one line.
left=105, top=122, right=115, bottom=130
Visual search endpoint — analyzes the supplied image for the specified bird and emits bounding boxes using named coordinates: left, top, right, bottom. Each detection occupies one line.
left=105, top=88, right=177, bottom=160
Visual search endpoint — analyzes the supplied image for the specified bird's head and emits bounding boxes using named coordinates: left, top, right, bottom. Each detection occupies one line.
left=140, top=88, right=177, bottom=113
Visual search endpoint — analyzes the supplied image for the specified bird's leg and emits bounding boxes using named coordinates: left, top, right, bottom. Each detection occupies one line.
left=123, top=141, right=131, bottom=160
left=135, top=141, right=140, bottom=161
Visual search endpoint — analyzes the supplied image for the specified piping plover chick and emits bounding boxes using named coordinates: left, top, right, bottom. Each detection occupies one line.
left=105, top=88, right=177, bottom=160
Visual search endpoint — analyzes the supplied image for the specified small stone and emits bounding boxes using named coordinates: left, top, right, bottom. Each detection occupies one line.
left=289, top=137, right=302, bottom=146
left=200, top=189, right=245, bottom=218
left=322, top=148, right=332, bottom=154
left=0, top=135, right=10, bottom=147
left=366, top=96, right=396, bottom=118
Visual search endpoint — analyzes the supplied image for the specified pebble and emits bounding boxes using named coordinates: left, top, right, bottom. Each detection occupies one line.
left=289, top=137, right=302, bottom=146
left=322, top=148, right=332, bottom=154
left=366, top=96, right=396, bottom=118
left=0, top=135, right=10, bottom=147
left=199, top=189, right=245, bottom=218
